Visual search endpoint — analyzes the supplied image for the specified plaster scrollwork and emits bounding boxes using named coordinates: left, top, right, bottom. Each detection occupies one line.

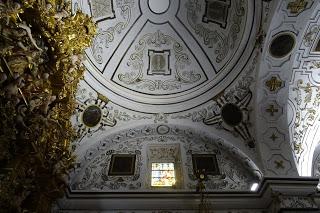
left=91, top=0, right=134, bottom=64
left=72, top=141, right=143, bottom=191
left=106, top=106, right=153, bottom=122
left=291, top=79, right=320, bottom=160
left=184, top=141, right=254, bottom=191
left=74, top=90, right=117, bottom=143
left=103, top=109, right=170, bottom=124
left=148, top=145, right=179, bottom=161
left=70, top=124, right=262, bottom=192
left=170, top=75, right=252, bottom=123
left=203, top=90, right=254, bottom=147
left=117, top=30, right=202, bottom=91
left=74, top=82, right=178, bottom=132
left=177, top=51, right=257, bottom=114
left=171, top=53, right=258, bottom=148
left=154, top=113, right=169, bottom=123
left=303, top=24, right=319, bottom=47
left=73, top=83, right=184, bottom=148
left=185, top=0, right=246, bottom=63
left=308, top=61, right=320, bottom=69
left=282, top=7, right=320, bottom=176
left=171, top=103, right=219, bottom=122
left=76, top=85, right=95, bottom=102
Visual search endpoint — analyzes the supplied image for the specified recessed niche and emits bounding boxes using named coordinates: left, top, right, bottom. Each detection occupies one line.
left=269, top=33, right=295, bottom=58
left=108, top=154, right=136, bottom=176
left=192, top=154, right=220, bottom=175
left=221, top=103, right=242, bottom=126
left=82, top=105, right=102, bottom=127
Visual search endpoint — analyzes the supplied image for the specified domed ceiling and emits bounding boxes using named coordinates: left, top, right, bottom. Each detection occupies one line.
left=67, top=0, right=267, bottom=195
left=73, top=0, right=259, bottom=113
left=62, top=0, right=320, bottom=203
left=55, top=2, right=320, bottom=210
left=71, top=0, right=320, bottom=182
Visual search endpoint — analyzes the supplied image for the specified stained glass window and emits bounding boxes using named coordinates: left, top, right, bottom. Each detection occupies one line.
left=151, top=163, right=176, bottom=187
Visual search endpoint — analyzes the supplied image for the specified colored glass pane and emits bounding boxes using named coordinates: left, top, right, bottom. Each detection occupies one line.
left=151, top=163, right=176, bottom=187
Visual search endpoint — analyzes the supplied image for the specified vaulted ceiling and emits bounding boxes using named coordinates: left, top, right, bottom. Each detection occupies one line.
left=70, top=0, right=320, bottom=191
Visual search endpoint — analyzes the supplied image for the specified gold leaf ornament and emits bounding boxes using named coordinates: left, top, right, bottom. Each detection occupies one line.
left=0, top=0, right=96, bottom=212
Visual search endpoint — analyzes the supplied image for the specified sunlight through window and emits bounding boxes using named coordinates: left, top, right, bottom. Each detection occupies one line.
left=151, top=163, right=176, bottom=187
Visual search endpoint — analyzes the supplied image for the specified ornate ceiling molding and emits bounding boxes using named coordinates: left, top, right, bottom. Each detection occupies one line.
left=256, top=0, right=317, bottom=176
left=288, top=3, right=320, bottom=176
left=73, top=0, right=261, bottom=113
left=69, top=124, right=262, bottom=192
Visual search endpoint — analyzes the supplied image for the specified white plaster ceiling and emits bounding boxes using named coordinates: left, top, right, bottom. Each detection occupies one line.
left=73, top=0, right=260, bottom=113
left=68, top=0, right=268, bottom=192
left=256, top=0, right=320, bottom=177
left=71, top=0, right=320, bottom=181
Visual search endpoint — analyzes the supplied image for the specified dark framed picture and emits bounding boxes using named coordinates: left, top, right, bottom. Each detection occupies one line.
left=192, top=154, right=220, bottom=175
left=202, top=0, right=231, bottom=28
left=108, top=154, right=136, bottom=176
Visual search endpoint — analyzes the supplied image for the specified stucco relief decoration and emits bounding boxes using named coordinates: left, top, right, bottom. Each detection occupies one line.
left=262, top=127, right=286, bottom=150
left=72, top=142, right=142, bottom=190
left=106, top=106, right=153, bottom=122
left=262, top=100, right=283, bottom=121
left=171, top=54, right=258, bottom=148
left=73, top=0, right=258, bottom=115
left=203, top=89, right=254, bottom=148
left=91, top=0, right=134, bottom=64
left=70, top=125, right=261, bottom=192
left=303, top=24, right=319, bottom=47
left=287, top=0, right=308, bottom=15
left=265, top=75, right=284, bottom=93
left=186, top=0, right=245, bottom=63
left=284, top=9, right=320, bottom=176
left=75, top=93, right=117, bottom=142
left=184, top=142, right=255, bottom=191
left=89, top=0, right=115, bottom=21
left=78, top=86, right=154, bottom=123
left=291, top=79, right=320, bottom=160
left=149, top=146, right=179, bottom=161
left=117, top=30, right=203, bottom=92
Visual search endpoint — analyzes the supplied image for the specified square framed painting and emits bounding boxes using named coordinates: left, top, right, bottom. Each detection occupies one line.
left=192, top=154, right=220, bottom=175
left=108, top=154, right=136, bottom=176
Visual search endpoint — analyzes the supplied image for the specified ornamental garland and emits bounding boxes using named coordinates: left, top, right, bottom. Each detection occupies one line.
left=0, top=0, right=96, bottom=212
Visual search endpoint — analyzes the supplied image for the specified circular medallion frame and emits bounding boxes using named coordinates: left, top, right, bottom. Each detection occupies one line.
left=221, top=103, right=243, bottom=126
left=82, top=105, right=102, bottom=127
left=269, top=33, right=296, bottom=58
